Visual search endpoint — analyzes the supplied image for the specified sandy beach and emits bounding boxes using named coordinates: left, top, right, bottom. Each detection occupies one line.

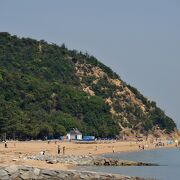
left=0, top=139, right=176, bottom=171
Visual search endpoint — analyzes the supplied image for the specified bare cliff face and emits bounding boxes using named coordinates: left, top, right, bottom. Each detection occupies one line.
left=74, top=62, right=144, bottom=126
left=72, top=58, right=175, bottom=135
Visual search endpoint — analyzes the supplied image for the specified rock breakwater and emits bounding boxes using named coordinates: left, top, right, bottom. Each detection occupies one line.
left=26, top=154, right=158, bottom=166
left=0, top=165, right=149, bottom=180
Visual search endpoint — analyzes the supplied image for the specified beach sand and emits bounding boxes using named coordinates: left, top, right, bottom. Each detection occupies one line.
left=0, top=140, right=175, bottom=170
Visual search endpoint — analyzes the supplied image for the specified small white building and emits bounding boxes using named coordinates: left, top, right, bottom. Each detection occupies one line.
left=66, top=128, right=82, bottom=141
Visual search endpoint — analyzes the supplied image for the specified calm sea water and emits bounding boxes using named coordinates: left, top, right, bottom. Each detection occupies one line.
left=77, top=148, right=180, bottom=180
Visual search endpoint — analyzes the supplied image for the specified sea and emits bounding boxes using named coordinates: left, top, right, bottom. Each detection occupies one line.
left=77, top=148, right=180, bottom=180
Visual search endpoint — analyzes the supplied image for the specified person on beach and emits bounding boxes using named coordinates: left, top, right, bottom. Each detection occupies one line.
left=175, top=139, right=178, bottom=147
left=4, top=141, right=7, bottom=148
left=112, top=146, right=115, bottom=153
left=58, top=145, right=60, bottom=154
left=40, top=151, right=45, bottom=155
left=62, top=146, right=65, bottom=155
left=142, top=145, right=145, bottom=150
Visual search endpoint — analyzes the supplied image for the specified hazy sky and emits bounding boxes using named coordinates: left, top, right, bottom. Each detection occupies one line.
left=1, top=0, right=180, bottom=128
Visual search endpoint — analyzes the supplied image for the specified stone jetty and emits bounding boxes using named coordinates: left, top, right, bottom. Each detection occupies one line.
left=0, top=165, right=150, bottom=180
left=0, top=155, right=156, bottom=179
left=26, top=154, right=158, bottom=166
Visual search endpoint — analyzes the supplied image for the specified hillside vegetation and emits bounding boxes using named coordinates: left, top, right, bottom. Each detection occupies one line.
left=0, top=32, right=176, bottom=139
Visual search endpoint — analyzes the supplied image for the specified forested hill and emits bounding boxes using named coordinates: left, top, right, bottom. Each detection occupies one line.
left=0, top=32, right=176, bottom=139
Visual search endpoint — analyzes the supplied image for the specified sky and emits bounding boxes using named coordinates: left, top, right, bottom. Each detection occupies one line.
left=0, top=0, right=180, bottom=128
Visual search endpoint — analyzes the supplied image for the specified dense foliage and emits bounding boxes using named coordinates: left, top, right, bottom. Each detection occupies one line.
left=0, top=33, right=176, bottom=140
left=0, top=33, right=119, bottom=139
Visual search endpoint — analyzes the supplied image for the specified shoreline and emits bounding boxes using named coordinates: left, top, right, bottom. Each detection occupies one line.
left=0, top=140, right=177, bottom=170
left=0, top=140, right=177, bottom=179
left=100, top=143, right=177, bottom=156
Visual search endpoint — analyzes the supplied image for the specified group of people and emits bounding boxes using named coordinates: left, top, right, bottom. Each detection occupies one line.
left=47, top=140, right=66, bottom=155
left=138, top=144, right=145, bottom=150
left=40, top=144, right=66, bottom=156
left=138, top=144, right=149, bottom=150
left=57, top=145, right=65, bottom=155
left=4, top=140, right=66, bottom=156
